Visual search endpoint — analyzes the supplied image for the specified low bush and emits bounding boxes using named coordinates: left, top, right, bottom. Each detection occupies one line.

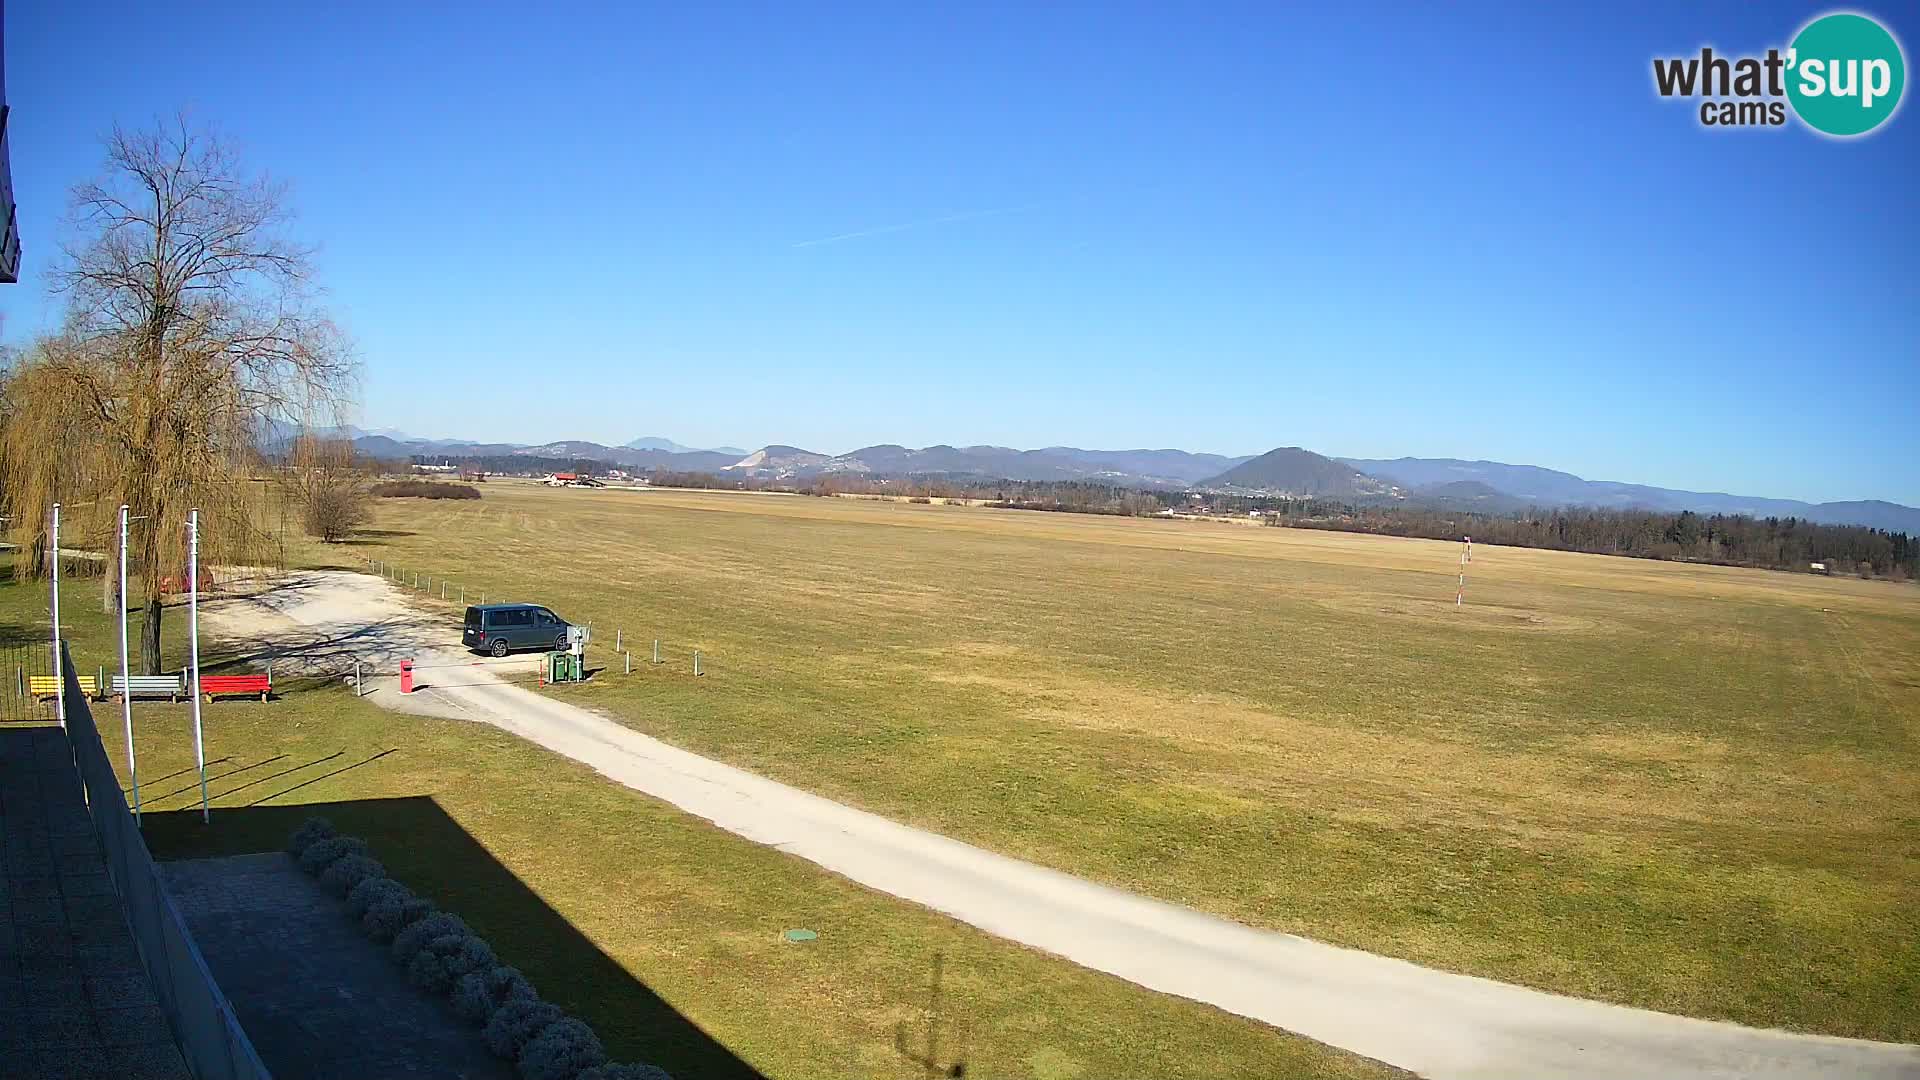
left=371, top=479, right=482, bottom=500
left=393, top=911, right=470, bottom=966
left=347, top=876, right=410, bottom=919
left=286, top=817, right=337, bottom=857
left=364, top=888, right=434, bottom=943
left=408, top=932, right=497, bottom=995
left=453, top=965, right=537, bottom=1025
left=297, top=835, right=369, bottom=876
left=319, top=854, right=386, bottom=898
left=517, top=1016, right=607, bottom=1080
left=297, top=828, right=630, bottom=1078
left=483, top=998, right=563, bottom=1061
left=579, top=1065, right=674, bottom=1080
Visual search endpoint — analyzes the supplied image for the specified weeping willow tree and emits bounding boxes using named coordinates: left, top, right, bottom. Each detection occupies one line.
left=0, top=117, right=353, bottom=673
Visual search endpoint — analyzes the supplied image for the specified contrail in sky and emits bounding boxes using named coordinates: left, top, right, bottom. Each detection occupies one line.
left=792, top=205, right=1034, bottom=248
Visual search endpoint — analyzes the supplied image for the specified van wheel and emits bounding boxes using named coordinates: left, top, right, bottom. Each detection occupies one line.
left=555, top=634, right=569, bottom=651
left=490, top=639, right=510, bottom=658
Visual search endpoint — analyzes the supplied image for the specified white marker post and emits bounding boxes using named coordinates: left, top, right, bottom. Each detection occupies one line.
left=50, top=503, right=63, bottom=726
left=119, top=505, right=141, bottom=821
left=1456, top=536, right=1470, bottom=608
left=188, top=509, right=208, bottom=822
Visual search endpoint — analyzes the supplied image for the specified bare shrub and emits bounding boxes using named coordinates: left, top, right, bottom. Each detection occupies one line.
left=371, top=479, right=482, bottom=500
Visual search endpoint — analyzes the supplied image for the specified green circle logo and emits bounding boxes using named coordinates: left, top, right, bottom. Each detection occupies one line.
left=1787, top=13, right=1906, bottom=136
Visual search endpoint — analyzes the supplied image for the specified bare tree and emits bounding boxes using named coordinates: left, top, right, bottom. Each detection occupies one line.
left=279, top=434, right=371, bottom=542
left=1, top=117, right=354, bottom=672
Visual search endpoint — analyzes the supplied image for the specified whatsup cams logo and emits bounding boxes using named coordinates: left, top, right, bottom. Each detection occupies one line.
left=1653, top=11, right=1906, bottom=136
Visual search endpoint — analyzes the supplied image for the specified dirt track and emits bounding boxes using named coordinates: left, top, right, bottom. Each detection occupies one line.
left=203, top=571, right=1920, bottom=1080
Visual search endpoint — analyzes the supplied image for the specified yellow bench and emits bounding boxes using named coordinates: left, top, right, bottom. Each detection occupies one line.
left=28, top=674, right=98, bottom=700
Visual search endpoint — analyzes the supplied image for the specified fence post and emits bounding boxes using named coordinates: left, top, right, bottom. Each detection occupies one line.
left=652, top=639, right=660, bottom=664
left=694, top=651, right=702, bottom=677
left=624, top=651, right=631, bottom=675
left=355, top=661, right=362, bottom=698
left=459, top=586, right=465, bottom=604
left=615, top=629, right=622, bottom=652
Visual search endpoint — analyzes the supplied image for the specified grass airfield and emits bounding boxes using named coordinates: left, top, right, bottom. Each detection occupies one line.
left=342, top=481, right=1920, bottom=1040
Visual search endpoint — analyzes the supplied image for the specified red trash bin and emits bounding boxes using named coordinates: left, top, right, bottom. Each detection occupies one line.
left=399, top=659, right=414, bottom=694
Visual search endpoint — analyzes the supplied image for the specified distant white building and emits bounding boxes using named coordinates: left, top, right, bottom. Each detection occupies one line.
left=1809, top=562, right=1829, bottom=574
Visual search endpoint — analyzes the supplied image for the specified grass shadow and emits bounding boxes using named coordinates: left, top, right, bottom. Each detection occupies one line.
left=143, top=796, right=770, bottom=1080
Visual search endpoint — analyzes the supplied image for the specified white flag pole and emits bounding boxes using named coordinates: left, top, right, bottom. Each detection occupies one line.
left=50, top=503, right=63, bottom=726
left=119, top=505, right=141, bottom=822
left=188, top=508, right=208, bottom=822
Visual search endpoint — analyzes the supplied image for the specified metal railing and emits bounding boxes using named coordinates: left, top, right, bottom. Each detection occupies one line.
left=60, top=642, right=273, bottom=1080
left=0, top=639, right=58, bottom=723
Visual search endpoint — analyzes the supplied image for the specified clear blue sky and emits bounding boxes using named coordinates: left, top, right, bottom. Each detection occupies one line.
left=3, top=2, right=1915, bottom=504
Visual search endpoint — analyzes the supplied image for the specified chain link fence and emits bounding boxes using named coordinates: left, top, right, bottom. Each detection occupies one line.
left=61, top=643, right=273, bottom=1080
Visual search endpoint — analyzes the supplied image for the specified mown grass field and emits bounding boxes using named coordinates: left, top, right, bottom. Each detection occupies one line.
left=5, top=559, right=1401, bottom=1080
left=335, top=481, right=1920, bottom=1041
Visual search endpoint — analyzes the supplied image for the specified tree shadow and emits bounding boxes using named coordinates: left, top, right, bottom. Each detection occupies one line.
left=142, top=796, right=770, bottom=1080
left=339, top=528, right=419, bottom=545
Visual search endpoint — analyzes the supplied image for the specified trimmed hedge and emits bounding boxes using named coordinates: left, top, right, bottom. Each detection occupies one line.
left=320, top=854, right=386, bottom=898
left=365, top=888, right=434, bottom=944
left=453, top=965, right=537, bottom=1025
left=286, top=817, right=337, bottom=857
left=288, top=818, right=675, bottom=1080
left=579, top=1066, right=674, bottom=1080
left=484, top=998, right=563, bottom=1061
left=296, top=835, right=369, bottom=876
left=393, top=912, right=471, bottom=966
left=408, top=933, right=497, bottom=995
left=347, top=876, right=411, bottom=919
left=518, top=1017, right=607, bottom=1080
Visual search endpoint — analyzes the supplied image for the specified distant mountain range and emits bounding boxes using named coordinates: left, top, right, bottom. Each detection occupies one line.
left=1340, top=457, right=1920, bottom=531
left=319, top=426, right=1920, bottom=532
left=624, top=436, right=749, bottom=456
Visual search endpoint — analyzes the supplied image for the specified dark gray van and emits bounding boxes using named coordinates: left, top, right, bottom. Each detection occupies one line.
left=463, top=603, right=573, bottom=656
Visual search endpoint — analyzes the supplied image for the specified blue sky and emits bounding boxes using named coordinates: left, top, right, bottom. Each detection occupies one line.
left=3, top=2, right=1915, bottom=505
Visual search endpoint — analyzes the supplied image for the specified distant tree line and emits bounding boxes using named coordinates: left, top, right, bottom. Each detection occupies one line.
left=1270, top=504, right=1917, bottom=580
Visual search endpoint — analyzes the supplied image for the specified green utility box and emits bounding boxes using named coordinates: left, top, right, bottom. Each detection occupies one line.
left=545, top=651, right=583, bottom=684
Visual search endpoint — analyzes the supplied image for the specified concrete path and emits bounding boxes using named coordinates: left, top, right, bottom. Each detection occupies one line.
left=205, top=571, right=1920, bottom=1080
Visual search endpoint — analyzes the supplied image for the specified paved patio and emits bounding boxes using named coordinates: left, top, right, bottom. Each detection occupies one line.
left=162, top=852, right=512, bottom=1080
left=0, top=726, right=190, bottom=1080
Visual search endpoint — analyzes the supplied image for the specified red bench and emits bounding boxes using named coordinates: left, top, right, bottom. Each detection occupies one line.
left=199, top=673, right=272, bottom=702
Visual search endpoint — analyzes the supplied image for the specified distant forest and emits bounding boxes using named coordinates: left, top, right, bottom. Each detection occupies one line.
left=416, top=455, right=1920, bottom=581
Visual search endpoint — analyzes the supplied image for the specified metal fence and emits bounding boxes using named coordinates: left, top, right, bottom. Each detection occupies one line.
left=60, top=643, right=273, bottom=1080
left=0, top=639, right=58, bottom=723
